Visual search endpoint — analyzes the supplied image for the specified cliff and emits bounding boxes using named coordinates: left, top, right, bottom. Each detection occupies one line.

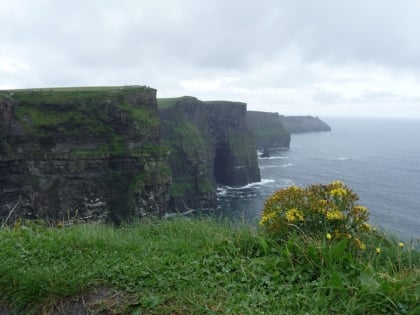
left=0, top=88, right=263, bottom=221
left=247, top=111, right=291, bottom=149
left=0, top=86, right=171, bottom=223
left=279, top=115, right=331, bottom=133
left=158, top=97, right=261, bottom=212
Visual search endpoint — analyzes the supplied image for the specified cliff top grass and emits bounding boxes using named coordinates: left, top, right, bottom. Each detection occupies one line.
left=0, top=218, right=418, bottom=314
left=157, top=96, right=196, bottom=109
left=157, top=96, right=246, bottom=110
left=1, top=84, right=161, bottom=158
left=0, top=85, right=149, bottom=93
left=0, top=85, right=153, bottom=105
left=203, top=100, right=246, bottom=107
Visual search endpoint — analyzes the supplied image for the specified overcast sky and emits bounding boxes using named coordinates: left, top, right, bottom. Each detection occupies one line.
left=1, top=0, right=420, bottom=118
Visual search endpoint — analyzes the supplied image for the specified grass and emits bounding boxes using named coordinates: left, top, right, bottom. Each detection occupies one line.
left=0, top=85, right=147, bottom=93
left=157, top=96, right=195, bottom=109
left=157, top=97, right=181, bottom=109
left=116, top=103, right=159, bottom=129
left=0, top=218, right=418, bottom=314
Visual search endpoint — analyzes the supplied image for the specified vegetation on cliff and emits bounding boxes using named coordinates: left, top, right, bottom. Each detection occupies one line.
left=0, top=183, right=418, bottom=314
left=158, top=96, right=260, bottom=212
left=3, top=86, right=159, bottom=154
left=0, top=86, right=170, bottom=222
left=280, top=115, right=331, bottom=133
left=247, top=111, right=291, bottom=149
left=1, top=88, right=264, bottom=222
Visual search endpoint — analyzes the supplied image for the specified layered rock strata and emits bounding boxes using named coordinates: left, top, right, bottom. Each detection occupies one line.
left=0, top=86, right=170, bottom=222
left=159, top=97, right=261, bottom=212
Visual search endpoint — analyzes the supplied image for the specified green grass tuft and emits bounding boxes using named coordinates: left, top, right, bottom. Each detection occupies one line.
left=0, top=219, right=418, bottom=314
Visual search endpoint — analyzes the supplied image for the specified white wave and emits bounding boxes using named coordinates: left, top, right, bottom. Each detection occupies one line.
left=337, top=157, right=350, bottom=161
left=259, top=163, right=294, bottom=170
left=259, top=165, right=280, bottom=170
left=281, top=163, right=294, bottom=167
left=258, top=156, right=289, bottom=160
left=224, top=178, right=275, bottom=190
left=216, top=187, right=228, bottom=195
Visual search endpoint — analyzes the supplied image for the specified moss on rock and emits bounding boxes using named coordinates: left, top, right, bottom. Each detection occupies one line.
left=0, top=86, right=170, bottom=222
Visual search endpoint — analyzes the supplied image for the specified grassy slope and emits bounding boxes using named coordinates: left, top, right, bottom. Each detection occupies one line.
left=0, top=85, right=146, bottom=92
left=157, top=97, right=183, bottom=109
left=0, top=219, right=418, bottom=314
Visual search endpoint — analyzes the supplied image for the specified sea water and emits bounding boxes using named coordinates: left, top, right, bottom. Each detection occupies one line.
left=216, top=118, right=420, bottom=241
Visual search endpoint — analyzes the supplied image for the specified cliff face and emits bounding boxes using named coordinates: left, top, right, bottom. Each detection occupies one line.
left=247, top=111, right=291, bottom=149
left=0, top=86, right=171, bottom=223
left=159, top=97, right=261, bottom=212
left=279, top=116, right=331, bottom=133
left=0, top=88, right=264, bottom=221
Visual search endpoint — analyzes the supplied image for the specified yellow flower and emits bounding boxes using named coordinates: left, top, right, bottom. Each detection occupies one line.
left=376, top=248, right=381, bottom=254
left=259, top=211, right=277, bottom=225
left=360, top=222, right=372, bottom=232
left=326, top=233, right=332, bottom=240
left=398, top=242, right=404, bottom=248
left=289, top=185, right=304, bottom=192
left=354, top=238, right=366, bottom=250
left=319, top=199, right=328, bottom=206
left=352, top=205, right=368, bottom=214
left=285, top=208, right=304, bottom=222
left=330, top=187, right=347, bottom=197
left=326, top=210, right=344, bottom=220
left=313, top=199, right=328, bottom=213
left=331, top=180, right=344, bottom=187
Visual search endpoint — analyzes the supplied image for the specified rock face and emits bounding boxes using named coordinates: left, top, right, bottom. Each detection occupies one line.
left=159, top=97, right=261, bottom=212
left=0, top=86, right=171, bottom=223
left=279, top=115, right=331, bottom=133
left=0, top=88, right=264, bottom=221
left=247, top=111, right=291, bottom=149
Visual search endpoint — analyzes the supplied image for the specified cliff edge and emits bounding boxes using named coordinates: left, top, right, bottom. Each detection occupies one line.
left=159, top=97, right=261, bottom=212
left=0, top=88, right=264, bottom=221
left=0, top=86, right=171, bottom=223
left=247, top=111, right=291, bottom=149
left=279, top=115, right=331, bottom=133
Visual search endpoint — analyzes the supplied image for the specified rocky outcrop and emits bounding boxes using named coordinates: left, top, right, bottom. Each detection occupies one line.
left=0, top=88, right=265, bottom=221
left=159, top=97, right=261, bottom=212
left=279, top=115, right=331, bottom=133
left=0, top=86, right=171, bottom=223
left=247, top=111, right=291, bottom=149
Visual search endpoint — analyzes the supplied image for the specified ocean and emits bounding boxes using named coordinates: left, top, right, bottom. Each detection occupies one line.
left=216, top=117, right=420, bottom=241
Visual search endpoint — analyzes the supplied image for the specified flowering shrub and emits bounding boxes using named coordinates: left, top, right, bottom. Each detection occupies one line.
left=260, top=181, right=372, bottom=250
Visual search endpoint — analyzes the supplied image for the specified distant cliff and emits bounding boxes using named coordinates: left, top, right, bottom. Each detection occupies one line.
left=0, top=86, right=171, bottom=223
left=159, top=97, right=261, bottom=212
left=279, top=116, right=331, bottom=133
left=247, top=111, right=291, bottom=149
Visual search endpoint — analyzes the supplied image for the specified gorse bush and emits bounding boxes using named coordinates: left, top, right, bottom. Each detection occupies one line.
left=260, top=181, right=372, bottom=250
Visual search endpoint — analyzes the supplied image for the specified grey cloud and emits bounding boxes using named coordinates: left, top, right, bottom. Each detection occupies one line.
left=3, top=0, right=420, bottom=76
left=352, top=91, right=420, bottom=104
left=1, top=0, right=420, bottom=118
left=313, top=89, right=344, bottom=105
left=277, top=1, right=420, bottom=70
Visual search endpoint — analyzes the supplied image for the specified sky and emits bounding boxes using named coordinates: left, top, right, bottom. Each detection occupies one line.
left=1, top=0, right=420, bottom=118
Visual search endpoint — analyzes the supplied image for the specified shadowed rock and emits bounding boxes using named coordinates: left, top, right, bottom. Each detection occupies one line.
left=159, top=96, right=261, bottom=212
left=0, top=86, right=170, bottom=223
